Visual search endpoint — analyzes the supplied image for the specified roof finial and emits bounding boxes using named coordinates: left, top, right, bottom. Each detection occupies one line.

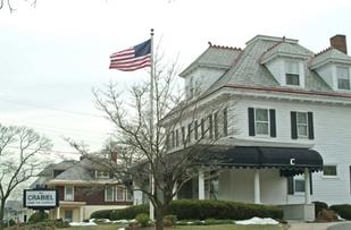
left=282, top=36, right=286, bottom=42
left=208, top=41, right=212, bottom=47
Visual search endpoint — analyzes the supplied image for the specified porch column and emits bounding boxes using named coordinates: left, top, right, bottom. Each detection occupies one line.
left=172, top=183, right=178, bottom=200
left=304, top=168, right=311, bottom=204
left=254, top=169, right=261, bottom=204
left=56, top=207, right=60, bottom=219
left=198, top=170, right=205, bottom=200
left=80, top=206, right=84, bottom=222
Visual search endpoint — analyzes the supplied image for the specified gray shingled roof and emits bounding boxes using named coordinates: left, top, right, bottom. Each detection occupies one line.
left=179, top=45, right=241, bottom=77
left=310, top=48, right=351, bottom=69
left=205, top=35, right=334, bottom=94
left=260, top=41, right=313, bottom=64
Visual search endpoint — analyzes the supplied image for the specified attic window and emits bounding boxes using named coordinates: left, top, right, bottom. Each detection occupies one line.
left=96, top=170, right=110, bottom=179
left=337, top=67, right=350, bottom=90
left=285, top=61, right=300, bottom=86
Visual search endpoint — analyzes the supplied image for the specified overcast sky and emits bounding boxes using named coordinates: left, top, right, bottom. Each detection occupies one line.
left=1, top=0, right=351, bottom=159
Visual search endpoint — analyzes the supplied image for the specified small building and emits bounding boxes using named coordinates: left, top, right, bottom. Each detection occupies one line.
left=31, top=153, right=132, bottom=222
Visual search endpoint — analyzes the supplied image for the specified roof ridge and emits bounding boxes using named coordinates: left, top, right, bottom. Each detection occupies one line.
left=208, top=41, right=242, bottom=51
left=259, top=41, right=284, bottom=62
left=314, top=47, right=332, bottom=57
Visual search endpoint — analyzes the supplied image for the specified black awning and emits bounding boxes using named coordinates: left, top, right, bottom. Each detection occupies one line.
left=200, top=146, right=323, bottom=176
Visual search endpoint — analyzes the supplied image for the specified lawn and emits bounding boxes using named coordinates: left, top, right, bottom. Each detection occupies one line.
left=66, top=223, right=287, bottom=230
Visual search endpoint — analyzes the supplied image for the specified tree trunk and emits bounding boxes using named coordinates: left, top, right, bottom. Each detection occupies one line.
left=155, top=206, right=165, bottom=230
left=0, top=198, right=6, bottom=230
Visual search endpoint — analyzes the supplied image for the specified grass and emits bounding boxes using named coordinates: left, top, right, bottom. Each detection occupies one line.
left=66, top=223, right=287, bottom=230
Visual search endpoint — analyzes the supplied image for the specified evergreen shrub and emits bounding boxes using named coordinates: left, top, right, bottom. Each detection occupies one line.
left=330, top=204, right=351, bottom=220
left=91, top=200, right=283, bottom=221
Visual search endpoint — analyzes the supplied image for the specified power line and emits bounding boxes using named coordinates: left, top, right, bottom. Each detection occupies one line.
left=0, top=96, right=103, bottom=118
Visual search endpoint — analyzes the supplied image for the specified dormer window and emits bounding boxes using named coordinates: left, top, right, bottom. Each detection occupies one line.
left=337, top=66, right=350, bottom=90
left=285, top=61, right=300, bottom=86
left=96, top=170, right=110, bottom=179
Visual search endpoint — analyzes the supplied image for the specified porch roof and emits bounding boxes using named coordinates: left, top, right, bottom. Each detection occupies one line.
left=200, top=146, right=323, bottom=176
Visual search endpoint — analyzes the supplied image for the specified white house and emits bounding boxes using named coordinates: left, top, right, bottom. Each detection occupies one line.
left=166, top=34, right=351, bottom=221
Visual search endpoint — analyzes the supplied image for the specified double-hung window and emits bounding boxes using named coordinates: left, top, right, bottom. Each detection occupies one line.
left=105, top=185, right=114, bottom=202
left=337, top=66, right=350, bottom=90
left=291, top=111, right=314, bottom=139
left=285, top=61, right=300, bottom=86
left=248, top=108, right=276, bottom=137
left=296, top=112, right=308, bottom=138
left=287, top=175, right=313, bottom=195
left=64, top=185, right=74, bottom=201
left=255, top=109, right=269, bottom=135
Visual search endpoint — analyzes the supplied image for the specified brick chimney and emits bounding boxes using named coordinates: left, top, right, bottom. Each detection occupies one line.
left=330, top=34, right=347, bottom=54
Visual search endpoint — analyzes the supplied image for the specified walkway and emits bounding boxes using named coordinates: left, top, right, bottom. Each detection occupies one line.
left=287, top=222, right=344, bottom=230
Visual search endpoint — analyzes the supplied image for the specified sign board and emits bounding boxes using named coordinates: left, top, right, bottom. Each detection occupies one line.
left=23, top=189, right=59, bottom=209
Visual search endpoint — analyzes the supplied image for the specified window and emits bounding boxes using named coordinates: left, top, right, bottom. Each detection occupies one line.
left=323, top=165, right=337, bottom=176
left=64, top=210, right=73, bottom=222
left=287, top=175, right=313, bottom=195
left=214, top=112, right=219, bottom=139
left=223, top=108, right=228, bottom=136
left=117, top=186, right=132, bottom=201
left=171, top=131, right=175, bottom=148
left=189, top=76, right=194, bottom=98
left=285, top=61, right=300, bottom=86
left=201, top=118, right=205, bottom=138
left=105, top=185, right=132, bottom=202
left=248, top=108, right=276, bottom=137
left=175, top=129, right=179, bottom=147
left=96, top=170, right=110, bottom=179
left=255, top=109, right=269, bottom=135
left=187, top=123, right=192, bottom=142
left=64, top=185, right=74, bottom=201
left=194, top=120, right=198, bottom=140
left=208, top=115, right=213, bottom=139
left=337, top=67, right=350, bottom=90
left=181, top=126, right=185, bottom=144
left=291, top=111, right=314, bottom=139
left=105, top=185, right=114, bottom=201
left=296, top=112, right=308, bottom=138
left=294, top=179, right=305, bottom=193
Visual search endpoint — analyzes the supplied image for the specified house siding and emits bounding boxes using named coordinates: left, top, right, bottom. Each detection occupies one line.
left=219, top=169, right=286, bottom=204
left=230, top=96, right=351, bottom=205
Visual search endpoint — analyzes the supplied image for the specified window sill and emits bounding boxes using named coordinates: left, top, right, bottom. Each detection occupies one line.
left=321, top=176, right=339, bottom=179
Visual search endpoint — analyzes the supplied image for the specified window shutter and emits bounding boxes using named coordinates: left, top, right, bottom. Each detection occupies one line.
left=287, top=176, right=294, bottom=195
left=308, top=112, right=314, bottom=140
left=269, top=109, right=276, bottom=137
left=291, top=112, right=297, bottom=139
left=248, top=107, right=255, bottom=136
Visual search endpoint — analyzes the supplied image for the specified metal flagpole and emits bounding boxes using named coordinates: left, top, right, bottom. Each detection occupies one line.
left=149, top=28, right=155, bottom=221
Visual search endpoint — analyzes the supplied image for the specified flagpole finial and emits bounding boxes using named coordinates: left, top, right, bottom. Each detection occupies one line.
left=150, top=28, right=154, bottom=36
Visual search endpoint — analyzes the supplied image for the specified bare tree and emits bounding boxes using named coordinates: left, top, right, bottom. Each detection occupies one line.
left=0, top=0, right=37, bottom=12
left=0, top=125, right=52, bottom=229
left=67, top=53, right=230, bottom=230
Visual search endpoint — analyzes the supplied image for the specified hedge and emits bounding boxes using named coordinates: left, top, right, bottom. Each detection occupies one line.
left=330, top=204, right=351, bottom=220
left=91, top=200, right=283, bottom=220
left=313, top=201, right=328, bottom=217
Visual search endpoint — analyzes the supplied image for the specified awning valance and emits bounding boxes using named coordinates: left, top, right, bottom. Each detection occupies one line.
left=199, top=146, right=323, bottom=176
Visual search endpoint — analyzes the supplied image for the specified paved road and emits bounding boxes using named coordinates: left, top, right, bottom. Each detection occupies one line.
left=288, top=222, right=343, bottom=230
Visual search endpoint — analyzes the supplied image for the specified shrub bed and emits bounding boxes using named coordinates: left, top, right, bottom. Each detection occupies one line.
left=330, top=204, right=351, bottom=220
left=91, top=200, right=283, bottom=221
left=313, top=201, right=328, bottom=217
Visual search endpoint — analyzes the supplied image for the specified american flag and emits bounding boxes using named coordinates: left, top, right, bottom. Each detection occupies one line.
left=109, top=39, right=151, bottom=71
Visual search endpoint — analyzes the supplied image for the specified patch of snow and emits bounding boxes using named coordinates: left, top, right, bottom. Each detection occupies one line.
left=118, top=228, right=126, bottom=230
left=235, top=217, right=279, bottom=225
left=69, top=222, right=97, bottom=226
